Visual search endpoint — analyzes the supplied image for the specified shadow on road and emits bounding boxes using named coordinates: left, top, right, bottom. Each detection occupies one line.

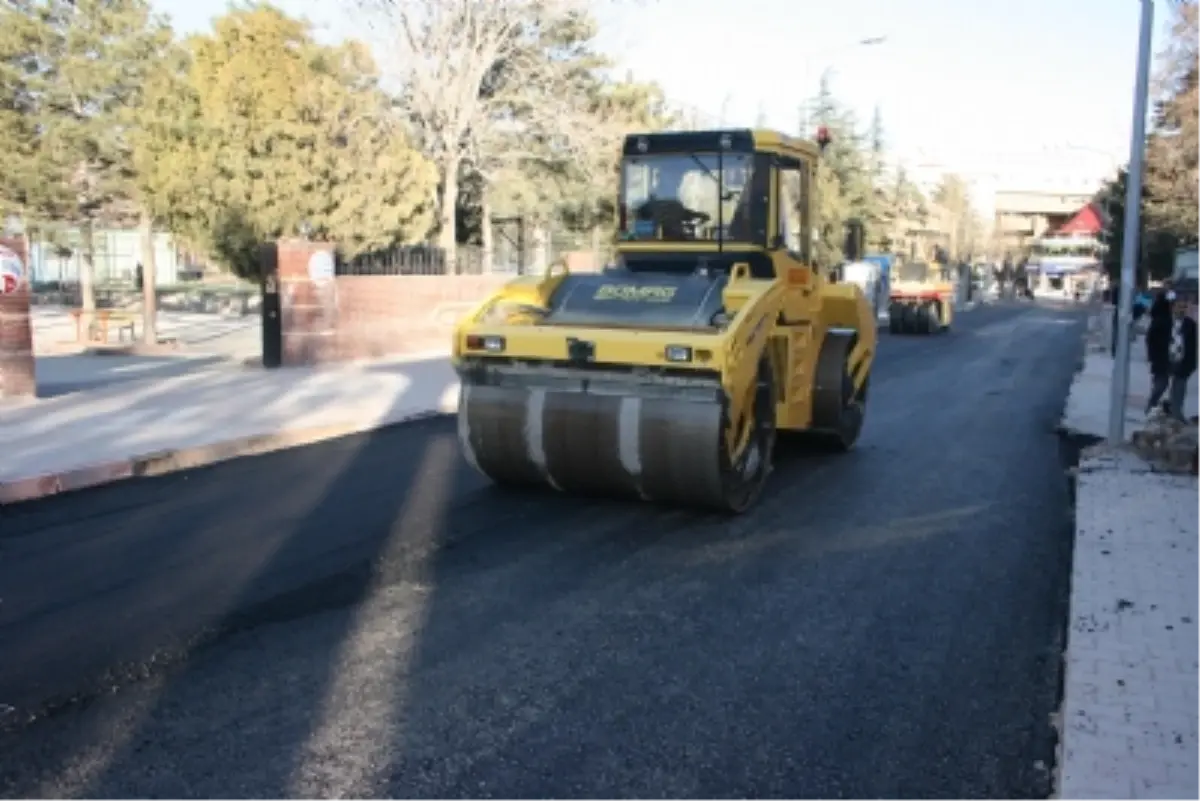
left=0, top=366, right=465, bottom=795
left=0, top=376, right=851, bottom=798
left=34, top=354, right=231, bottom=398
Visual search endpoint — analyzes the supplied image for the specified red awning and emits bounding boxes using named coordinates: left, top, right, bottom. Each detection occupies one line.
left=1055, top=202, right=1104, bottom=236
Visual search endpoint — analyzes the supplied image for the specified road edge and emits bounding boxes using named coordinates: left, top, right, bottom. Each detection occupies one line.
left=1045, top=325, right=1098, bottom=800
left=0, top=402, right=458, bottom=507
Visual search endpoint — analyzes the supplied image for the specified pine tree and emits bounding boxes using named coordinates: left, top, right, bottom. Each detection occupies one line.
left=1, top=0, right=172, bottom=315
left=138, top=5, right=436, bottom=278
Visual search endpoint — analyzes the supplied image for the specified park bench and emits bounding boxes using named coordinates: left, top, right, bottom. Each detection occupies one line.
left=69, top=308, right=139, bottom=344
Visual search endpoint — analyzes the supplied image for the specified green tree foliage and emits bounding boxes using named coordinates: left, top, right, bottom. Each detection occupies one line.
left=0, top=0, right=173, bottom=308
left=874, top=165, right=925, bottom=254
left=1095, top=169, right=1178, bottom=284
left=5, top=0, right=951, bottom=281
left=861, top=106, right=887, bottom=248
left=1145, top=0, right=1198, bottom=243
left=809, top=73, right=881, bottom=265
left=0, top=0, right=54, bottom=221
left=801, top=79, right=984, bottom=265
left=142, top=3, right=436, bottom=278
left=1098, top=0, right=1198, bottom=283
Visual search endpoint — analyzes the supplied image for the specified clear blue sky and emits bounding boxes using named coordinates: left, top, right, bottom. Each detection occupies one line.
left=151, top=0, right=1169, bottom=201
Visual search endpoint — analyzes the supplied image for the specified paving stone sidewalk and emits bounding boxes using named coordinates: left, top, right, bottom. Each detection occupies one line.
left=1057, top=317, right=1199, bottom=799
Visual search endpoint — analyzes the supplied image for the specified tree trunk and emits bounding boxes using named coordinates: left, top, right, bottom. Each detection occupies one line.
left=531, top=224, right=548, bottom=274
left=139, top=210, right=159, bottom=345
left=439, top=156, right=460, bottom=274
left=80, top=219, right=96, bottom=311
left=480, top=185, right=494, bottom=274
left=77, top=219, right=96, bottom=342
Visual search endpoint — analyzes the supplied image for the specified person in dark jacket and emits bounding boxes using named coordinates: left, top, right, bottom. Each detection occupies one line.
left=1144, top=290, right=1174, bottom=414
left=1166, top=293, right=1198, bottom=422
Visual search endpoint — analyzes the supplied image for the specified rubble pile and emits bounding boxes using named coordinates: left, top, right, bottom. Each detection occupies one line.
left=1130, top=417, right=1200, bottom=474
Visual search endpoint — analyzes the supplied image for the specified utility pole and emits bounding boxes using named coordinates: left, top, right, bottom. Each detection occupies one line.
left=1108, top=0, right=1155, bottom=445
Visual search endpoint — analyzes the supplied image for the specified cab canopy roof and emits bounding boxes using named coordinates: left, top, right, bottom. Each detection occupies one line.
left=622, top=128, right=821, bottom=160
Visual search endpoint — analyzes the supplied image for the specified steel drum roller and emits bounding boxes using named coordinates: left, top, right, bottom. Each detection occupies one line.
left=458, top=367, right=773, bottom=511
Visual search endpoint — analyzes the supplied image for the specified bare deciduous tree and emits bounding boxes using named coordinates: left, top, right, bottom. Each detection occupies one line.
left=357, top=0, right=608, bottom=270
left=1145, top=0, right=1198, bottom=242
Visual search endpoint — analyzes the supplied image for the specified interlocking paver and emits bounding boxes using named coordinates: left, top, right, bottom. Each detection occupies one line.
left=1058, top=325, right=1199, bottom=798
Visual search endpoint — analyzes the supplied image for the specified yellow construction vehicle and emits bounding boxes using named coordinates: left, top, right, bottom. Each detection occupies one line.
left=452, top=128, right=877, bottom=513
left=887, top=248, right=955, bottom=335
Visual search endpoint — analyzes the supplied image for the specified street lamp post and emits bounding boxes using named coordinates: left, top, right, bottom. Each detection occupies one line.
left=1108, top=0, right=1155, bottom=445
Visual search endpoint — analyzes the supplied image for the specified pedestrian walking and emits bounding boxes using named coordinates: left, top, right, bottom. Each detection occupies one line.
left=1144, top=290, right=1173, bottom=415
left=1165, top=293, right=1198, bottom=422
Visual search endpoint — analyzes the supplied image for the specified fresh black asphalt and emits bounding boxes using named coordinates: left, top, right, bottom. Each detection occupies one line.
left=0, top=301, right=1086, bottom=798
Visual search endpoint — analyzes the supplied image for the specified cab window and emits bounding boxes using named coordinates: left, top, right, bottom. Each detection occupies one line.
left=777, top=158, right=811, bottom=262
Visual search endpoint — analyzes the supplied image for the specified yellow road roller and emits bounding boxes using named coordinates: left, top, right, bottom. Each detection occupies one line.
left=887, top=252, right=955, bottom=335
left=452, top=128, right=877, bottom=513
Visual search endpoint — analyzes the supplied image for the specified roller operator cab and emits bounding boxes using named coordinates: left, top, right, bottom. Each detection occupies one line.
left=452, top=128, right=877, bottom=513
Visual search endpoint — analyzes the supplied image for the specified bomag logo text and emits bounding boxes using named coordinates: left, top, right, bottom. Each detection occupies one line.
left=592, top=284, right=677, bottom=303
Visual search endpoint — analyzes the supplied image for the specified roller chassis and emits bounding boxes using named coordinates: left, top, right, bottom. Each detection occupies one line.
left=452, top=127, right=877, bottom=514
left=454, top=316, right=870, bottom=514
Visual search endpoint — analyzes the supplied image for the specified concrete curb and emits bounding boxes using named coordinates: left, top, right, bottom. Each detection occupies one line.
left=0, top=400, right=458, bottom=507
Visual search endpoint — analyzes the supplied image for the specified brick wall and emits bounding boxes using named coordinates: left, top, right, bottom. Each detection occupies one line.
left=0, top=236, right=35, bottom=398
left=272, top=239, right=509, bottom=366
left=334, top=274, right=508, bottom=360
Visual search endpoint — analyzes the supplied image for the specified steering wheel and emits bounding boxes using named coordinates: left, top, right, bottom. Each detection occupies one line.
left=681, top=210, right=711, bottom=238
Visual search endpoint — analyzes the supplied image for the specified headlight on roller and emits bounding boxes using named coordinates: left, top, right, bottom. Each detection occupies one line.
left=664, top=345, right=692, bottom=363
left=466, top=334, right=506, bottom=353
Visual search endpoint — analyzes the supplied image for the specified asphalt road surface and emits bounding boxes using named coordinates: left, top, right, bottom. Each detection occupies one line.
left=0, top=301, right=1086, bottom=799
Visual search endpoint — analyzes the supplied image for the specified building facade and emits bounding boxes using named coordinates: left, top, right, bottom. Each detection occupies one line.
left=992, top=189, right=1098, bottom=257
left=27, top=227, right=185, bottom=287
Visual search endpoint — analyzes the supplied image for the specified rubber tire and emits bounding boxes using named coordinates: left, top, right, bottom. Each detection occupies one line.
left=925, top=302, right=940, bottom=334
left=914, top=304, right=930, bottom=335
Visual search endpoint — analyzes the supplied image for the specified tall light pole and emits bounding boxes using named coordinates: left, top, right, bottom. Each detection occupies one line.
left=1109, top=0, right=1155, bottom=445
